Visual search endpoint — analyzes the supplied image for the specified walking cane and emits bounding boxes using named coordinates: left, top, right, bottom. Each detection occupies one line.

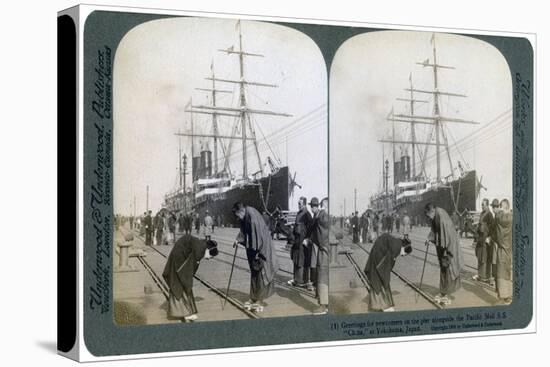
left=417, top=240, right=430, bottom=302
left=222, top=243, right=239, bottom=310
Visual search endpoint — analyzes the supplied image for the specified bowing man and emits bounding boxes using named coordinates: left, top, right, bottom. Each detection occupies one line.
left=364, top=233, right=412, bottom=312
left=162, top=234, right=218, bottom=322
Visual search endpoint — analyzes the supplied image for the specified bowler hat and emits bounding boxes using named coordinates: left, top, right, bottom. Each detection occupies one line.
left=309, top=197, right=320, bottom=206
left=491, top=199, right=500, bottom=208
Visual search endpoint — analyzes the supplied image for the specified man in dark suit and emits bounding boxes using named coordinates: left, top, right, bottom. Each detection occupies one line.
left=351, top=211, right=360, bottom=244
left=288, top=197, right=313, bottom=289
left=143, top=211, right=153, bottom=246
left=473, top=199, right=494, bottom=284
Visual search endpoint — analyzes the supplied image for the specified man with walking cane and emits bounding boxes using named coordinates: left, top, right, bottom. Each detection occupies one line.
left=424, top=203, right=464, bottom=306
left=232, top=202, right=279, bottom=312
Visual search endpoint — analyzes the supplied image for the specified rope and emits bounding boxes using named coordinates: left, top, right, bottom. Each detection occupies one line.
left=449, top=174, right=462, bottom=213
left=257, top=173, right=273, bottom=215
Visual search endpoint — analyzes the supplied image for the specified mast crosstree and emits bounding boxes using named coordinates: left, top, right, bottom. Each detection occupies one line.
left=176, top=20, right=291, bottom=180
left=378, top=33, right=479, bottom=184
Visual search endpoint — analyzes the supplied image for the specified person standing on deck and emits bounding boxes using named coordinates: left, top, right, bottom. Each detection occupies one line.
left=232, top=202, right=279, bottom=312
left=424, top=203, right=464, bottom=306
left=309, top=197, right=330, bottom=315
left=288, top=197, right=313, bottom=289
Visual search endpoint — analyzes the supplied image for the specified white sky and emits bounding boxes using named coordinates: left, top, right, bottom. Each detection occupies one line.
left=330, top=31, right=513, bottom=215
left=113, top=17, right=327, bottom=215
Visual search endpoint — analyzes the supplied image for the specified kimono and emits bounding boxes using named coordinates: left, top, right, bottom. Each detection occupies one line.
left=493, top=210, right=513, bottom=299
left=162, top=235, right=207, bottom=318
left=364, top=233, right=403, bottom=310
left=429, top=207, right=464, bottom=295
left=237, top=206, right=279, bottom=303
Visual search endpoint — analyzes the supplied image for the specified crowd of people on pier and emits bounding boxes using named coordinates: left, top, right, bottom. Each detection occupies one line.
left=472, top=198, right=513, bottom=304
left=115, top=194, right=512, bottom=321
left=341, top=210, right=414, bottom=245
left=124, top=209, right=227, bottom=248
left=285, top=196, right=330, bottom=315
left=359, top=199, right=512, bottom=312
left=120, top=197, right=329, bottom=320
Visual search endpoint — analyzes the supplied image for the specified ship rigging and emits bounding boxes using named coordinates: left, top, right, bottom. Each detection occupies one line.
left=372, top=33, right=482, bottom=219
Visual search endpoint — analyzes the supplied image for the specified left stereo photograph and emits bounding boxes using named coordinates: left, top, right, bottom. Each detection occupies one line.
left=112, top=16, right=329, bottom=324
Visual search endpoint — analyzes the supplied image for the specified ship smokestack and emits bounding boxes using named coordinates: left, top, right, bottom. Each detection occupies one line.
left=401, top=155, right=411, bottom=181
left=192, top=155, right=201, bottom=181
left=394, top=160, right=402, bottom=186
left=200, top=149, right=212, bottom=178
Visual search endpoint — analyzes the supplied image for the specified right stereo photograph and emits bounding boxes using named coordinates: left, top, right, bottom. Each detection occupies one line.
left=329, top=30, right=513, bottom=314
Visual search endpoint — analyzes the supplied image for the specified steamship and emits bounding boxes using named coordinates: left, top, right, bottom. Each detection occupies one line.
left=163, top=20, right=294, bottom=226
left=369, top=34, right=480, bottom=224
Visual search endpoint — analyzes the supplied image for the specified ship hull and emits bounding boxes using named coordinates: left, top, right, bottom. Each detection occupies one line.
left=381, top=170, right=478, bottom=226
left=193, top=166, right=290, bottom=227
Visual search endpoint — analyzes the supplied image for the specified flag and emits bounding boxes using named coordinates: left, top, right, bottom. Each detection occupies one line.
left=430, top=33, right=435, bottom=44
left=235, top=19, right=241, bottom=30
left=409, top=72, right=412, bottom=83
left=210, top=60, right=213, bottom=72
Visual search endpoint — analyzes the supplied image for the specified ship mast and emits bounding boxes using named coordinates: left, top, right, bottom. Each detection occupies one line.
left=379, top=33, right=480, bottom=183
left=391, top=107, right=396, bottom=182
left=396, top=73, right=429, bottom=179
left=177, top=20, right=291, bottom=181
left=178, top=136, right=182, bottom=188
left=194, top=62, right=233, bottom=176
